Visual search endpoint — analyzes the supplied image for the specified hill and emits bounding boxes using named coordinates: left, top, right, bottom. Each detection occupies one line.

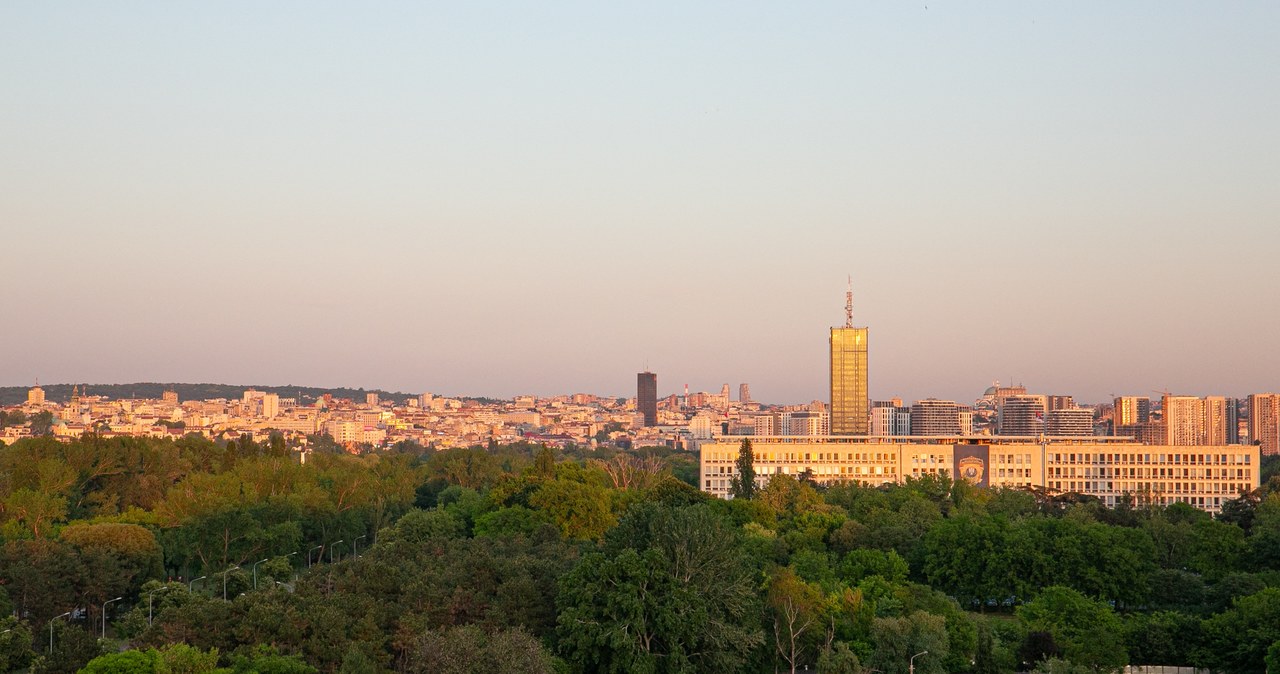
left=0, top=382, right=422, bottom=406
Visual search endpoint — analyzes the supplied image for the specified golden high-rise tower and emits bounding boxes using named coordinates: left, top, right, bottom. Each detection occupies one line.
left=830, top=280, right=869, bottom=435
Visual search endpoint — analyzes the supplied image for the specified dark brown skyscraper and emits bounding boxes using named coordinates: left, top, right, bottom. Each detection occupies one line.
left=637, top=371, right=657, bottom=427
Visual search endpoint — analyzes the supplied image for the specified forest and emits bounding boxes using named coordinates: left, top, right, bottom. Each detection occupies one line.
left=1, top=434, right=1279, bottom=674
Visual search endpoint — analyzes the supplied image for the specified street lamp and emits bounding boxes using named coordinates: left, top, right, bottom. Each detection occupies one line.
left=148, top=587, right=172, bottom=626
left=251, top=558, right=269, bottom=589
left=102, top=596, right=124, bottom=638
left=222, top=566, right=240, bottom=600
left=910, top=650, right=929, bottom=674
left=308, top=545, right=323, bottom=568
left=352, top=535, right=367, bottom=558
left=49, top=611, right=71, bottom=653
left=188, top=575, right=207, bottom=593
left=329, top=540, right=343, bottom=563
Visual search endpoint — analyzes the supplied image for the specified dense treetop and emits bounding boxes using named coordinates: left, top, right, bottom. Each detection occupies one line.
left=1, top=434, right=1279, bottom=674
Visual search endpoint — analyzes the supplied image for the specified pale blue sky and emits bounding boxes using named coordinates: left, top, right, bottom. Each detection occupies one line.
left=3, top=2, right=1277, bottom=404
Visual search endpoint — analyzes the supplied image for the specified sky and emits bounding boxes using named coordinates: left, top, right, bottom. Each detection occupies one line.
left=2, top=2, right=1278, bottom=405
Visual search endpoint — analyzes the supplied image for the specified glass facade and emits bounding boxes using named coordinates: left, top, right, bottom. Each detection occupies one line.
left=830, top=327, right=868, bottom=435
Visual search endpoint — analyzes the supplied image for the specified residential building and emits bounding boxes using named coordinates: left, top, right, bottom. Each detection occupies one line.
left=871, top=406, right=912, bottom=436
left=1047, top=395, right=1074, bottom=411
left=262, top=393, right=280, bottom=420
left=1203, top=396, right=1229, bottom=446
left=998, top=395, right=1047, bottom=436
left=1163, top=395, right=1205, bottom=446
left=910, top=399, right=961, bottom=436
left=1249, top=393, right=1280, bottom=456
left=1114, top=396, right=1152, bottom=430
left=637, top=372, right=658, bottom=427
left=1046, top=408, right=1094, bottom=436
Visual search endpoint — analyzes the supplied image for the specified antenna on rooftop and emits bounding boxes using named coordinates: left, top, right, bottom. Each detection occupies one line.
left=844, top=275, right=853, bottom=328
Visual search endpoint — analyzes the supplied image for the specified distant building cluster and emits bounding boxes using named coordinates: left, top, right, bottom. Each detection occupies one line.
left=1, top=384, right=641, bottom=452
left=691, top=285, right=1275, bottom=514
left=4, top=288, right=1274, bottom=515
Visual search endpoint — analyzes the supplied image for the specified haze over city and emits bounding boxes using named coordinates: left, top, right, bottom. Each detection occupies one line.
left=3, top=3, right=1278, bottom=403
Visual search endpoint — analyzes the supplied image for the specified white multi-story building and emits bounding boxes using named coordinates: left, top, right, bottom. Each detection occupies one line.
left=699, top=436, right=1259, bottom=513
left=1045, top=408, right=1094, bottom=436
left=871, top=406, right=911, bottom=436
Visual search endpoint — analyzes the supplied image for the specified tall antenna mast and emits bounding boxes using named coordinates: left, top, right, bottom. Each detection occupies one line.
left=844, top=275, right=853, bottom=328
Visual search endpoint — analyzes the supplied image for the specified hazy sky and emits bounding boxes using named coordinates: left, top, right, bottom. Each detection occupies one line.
left=3, top=2, right=1278, bottom=405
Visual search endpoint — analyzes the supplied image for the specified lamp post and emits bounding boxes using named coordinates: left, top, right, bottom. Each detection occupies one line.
left=251, top=558, right=269, bottom=589
left=329, top=540, right=343, bottom=564
left=352, top=535, right=367, bottom=558
left=148, top=587, right=172, bottom=626
left=102, top=596, right=124, bottom=638
left=222, top=566, right=240, bottom=600
left=308, top=545, right=323, bottom=568
left=188, top=575, right=207, bottom=593
left=49, top=611, right=71, bottom=653
left=910, top=650, right=929, bottom=674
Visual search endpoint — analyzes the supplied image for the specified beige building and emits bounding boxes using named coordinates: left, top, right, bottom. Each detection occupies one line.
left=1163, top=396, right=1205, bottom=446
left=1249, top=393, right=1280, bottom=456
left=1162, top=395, right=1232, bottom=447
left=700, top=436, right=1259, bottom=513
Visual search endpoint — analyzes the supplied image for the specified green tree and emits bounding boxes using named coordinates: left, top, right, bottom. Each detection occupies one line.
left=730, top=438, right=756, bottom=500
left=920, top=515, right=1010, bottom=608
left=0, top=617, right=36, bottom=673
left=155, top=644, right=220, bottom=674
left=1017, top=586, right=1127, bottom=672
left=817, top=643, right=864, bottom=674
left=403, top=625, right=554, bottom=674
left=868, top=611, right=948, bottom=674
left=532, top=446, right=556, bottom=479
left=556, top=504, right=763, bottom=673
left=1124, top=611, right=1201, bottom=667
left=528, top=479, right=614, bottom=541
left=1265, top=641, right=1280, bottom=674
left=79, top=650, right=160, bottom=674
left=228, top=645, right=316, bottom=674
left=769, top=567, right=829, bottom=673
left=4, top=488, right=68, bottom=538
left=1198, top=588, right=1280, bottom=674
left=973, top=622, right=1002, bottom=674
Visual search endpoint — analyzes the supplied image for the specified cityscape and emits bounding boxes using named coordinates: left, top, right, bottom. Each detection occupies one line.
left=4, top=3, right=1280, bottom=674
left=4, top=289, right=1276, bottom=517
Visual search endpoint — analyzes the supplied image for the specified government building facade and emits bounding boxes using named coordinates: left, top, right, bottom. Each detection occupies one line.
left=699, top=435, right=1260, bottom=514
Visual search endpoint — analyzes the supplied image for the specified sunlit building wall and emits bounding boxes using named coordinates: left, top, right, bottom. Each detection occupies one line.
left=699, top=436, right=1259, bottom=513
left=830, top=327, right=869, bottom=435
left=1249, top=393, right=1280, bottom=456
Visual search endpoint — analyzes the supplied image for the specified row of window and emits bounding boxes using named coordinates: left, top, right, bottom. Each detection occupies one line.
left=1049, top=466, right=1251, bottom=479
left=1046, top=452, right=1252, bottom=465
left=1049, top=480, right=1251, bottom=495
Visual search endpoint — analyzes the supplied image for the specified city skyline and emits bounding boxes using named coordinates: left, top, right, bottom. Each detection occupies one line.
left=4, top=3, right=1278, bottom=403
